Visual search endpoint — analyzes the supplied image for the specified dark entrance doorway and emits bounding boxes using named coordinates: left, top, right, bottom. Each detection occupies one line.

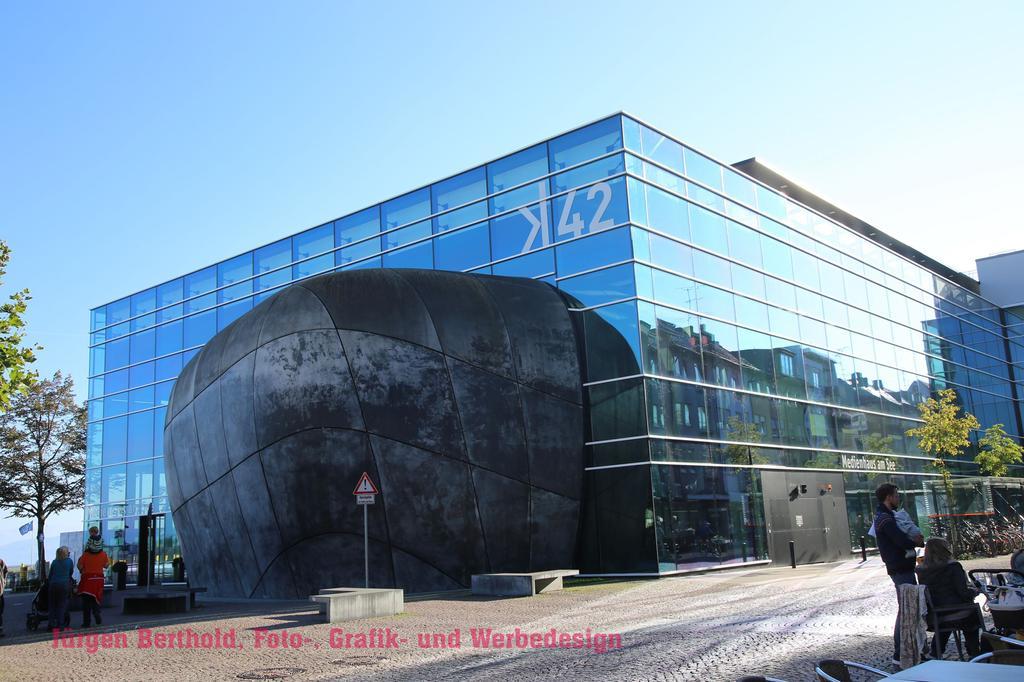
left=136, top=511, right=166, bottom=587
left=761, top=471, right=850, bottom=565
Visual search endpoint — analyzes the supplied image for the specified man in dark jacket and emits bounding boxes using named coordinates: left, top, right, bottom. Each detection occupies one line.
left=874, top=483, right=923, bottom=665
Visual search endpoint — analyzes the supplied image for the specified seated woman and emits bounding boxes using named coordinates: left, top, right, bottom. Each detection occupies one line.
left=916, top=537, right=982, bottom=658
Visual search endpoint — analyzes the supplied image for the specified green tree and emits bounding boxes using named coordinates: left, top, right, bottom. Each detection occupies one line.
left=0, top=372, right=86, bottom=579
left=724, top=416, right=770, bottom=465
left=905, top=388, right=979, bottom=554
left=0, top=241, right=38, bottom=410
left=976, top=423, right=1024, bottom=477
left=862, top=432, right=894, bottom=454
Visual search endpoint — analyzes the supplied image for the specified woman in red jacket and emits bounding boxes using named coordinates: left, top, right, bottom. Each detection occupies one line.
left=76, top=527, right=109, bottom=628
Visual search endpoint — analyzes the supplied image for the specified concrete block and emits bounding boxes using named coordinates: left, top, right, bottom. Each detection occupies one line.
left=470, top=569, right=579, bottom=597
left=310, top=587, right=404, bottom=623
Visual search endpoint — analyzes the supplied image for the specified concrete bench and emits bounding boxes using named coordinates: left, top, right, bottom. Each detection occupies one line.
left=471, top=569, right=580, bottom=597
left=161, top=586, right=207, bottom=608
left=309, top=587, right=404, bottom=623
left=123, top=592, right=187, bottom=615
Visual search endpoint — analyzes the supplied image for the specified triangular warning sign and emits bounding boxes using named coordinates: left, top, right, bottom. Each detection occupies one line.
left=353, top=471, right=379, bottom=495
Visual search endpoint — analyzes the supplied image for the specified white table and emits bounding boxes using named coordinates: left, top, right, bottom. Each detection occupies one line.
left=889, top=660, right=1021, bottom=681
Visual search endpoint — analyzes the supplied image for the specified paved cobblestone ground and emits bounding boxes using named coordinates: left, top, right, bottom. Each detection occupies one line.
left=0, top=555, right=1012, bottom=681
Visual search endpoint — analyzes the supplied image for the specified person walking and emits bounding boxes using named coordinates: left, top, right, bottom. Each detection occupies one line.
left=77, top=527, right=109, bottom=627
left=874, top=483, right=924, bottom=666
left=0, top=557, right=8, bottom=637
left=48, top=546, right=74, bottom=631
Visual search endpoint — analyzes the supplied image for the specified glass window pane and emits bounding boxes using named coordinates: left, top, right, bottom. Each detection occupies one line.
left=723, top=168, right=756, bottom=207
left=105, top=337, right=129, bottom=370
left=382, top=241, right=432, bottom=269
left=219, top=297, right=253, bottom=330
left=85, top=468, right=101, bottom=504
left=689, top=203, right=728, bottom=254
left=646, top=183, right=690, bottom=241
left=761, top=238, right=794, bottom=280
left=649, top=234, right=693, bottom=277
left=555, top=226, right=631, bottom=276
left=434, top=222, right=490, bottom=272
left=432, top=167, right=486, bottom=213
left=103, top=392, right=127, bottom=418
left=184, top=267, right=216, bottom=314
left=738, top=327, right=775, bottom=394
left=731, top=264, right=766, bottom=299
left=102, top=416, right=127, bottom=464
left=550, top=154, right=624, bottom=194
left=640, top=124, right=684, bottom=172
left=102, top=464, right=126, bottom=503
left=129, top=361, right=154, bottom=388
left=765, top=278, right=797, bottom=310
left=550, top=177, right=628, bottom=243
left=382, top=188, right=430, bottom=230
left=735, top=295, right=770, bottom=331
left=107, top=297, right=130, bottom=326
left=548, top=117, right=622, bottom=171
left=129, top=328, right=155, bottom=363
left=631, top=226, right=651, bottom=263
left=491, top=248, right=554, bottom=278
left=490, top=201, right=553, bottom=260
left=582, top=301, right=640, bottom=381
left=693, top=249, right=731, bottom=287
left=588, top=378, right=646, bottom=441
left=559, top=263, right=636, bottom=307
left=156, top=279, right=183, bottom=323
left=433, top=200, right=487, bottom=233
left=218, top=253, right=252, bottom=289
left=622, top=115, right=642, bottom=152
left=153, top=458, right=166, bottom=497
left=104, top=368, right=129, bottom=394
left=183, top=309, right=216, bottom=348
left=697, top=283, right=734, bottom=320
left=335, top=206, right=380, bottom=245
left=155, top=321, right=182, bottom=357
left=488, top=144, right=548, bottom=194
left=727, top=221, right=763, bottom=269
left=293, top=223, right=333, bottom=261
left=488, top=179, right=549, bottom=217
left=383, top=220, right=431, bottom=251
left=154, top=380, right=173, bottom=407
left=130, top=289, right=156, bottom=326
left=768, top=305, right=800, bottom=340
left=127, top=410, right=154, bottom=460
left=153, top=352, right=182, bottom=378
left=337, top=239, right=381, bottom=267
left=127, top=460, right=153, bottom=500
left=699, top=317, right=741, bottom=389
left=292, top=253, right=333, bottom=280
left=684, top=149, right=723, bottom=190
left=255, top=238, right=291, bottom=291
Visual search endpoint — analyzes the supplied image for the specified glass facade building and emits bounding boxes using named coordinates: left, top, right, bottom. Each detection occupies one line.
left=85, top=114, right=1024, bottom=581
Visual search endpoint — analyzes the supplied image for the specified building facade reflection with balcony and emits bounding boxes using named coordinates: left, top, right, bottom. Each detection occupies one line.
left=84, top=114, right=1024, bottom=585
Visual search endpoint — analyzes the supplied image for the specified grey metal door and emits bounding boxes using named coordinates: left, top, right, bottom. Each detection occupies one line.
left=762, top=471, right=850, bottom=565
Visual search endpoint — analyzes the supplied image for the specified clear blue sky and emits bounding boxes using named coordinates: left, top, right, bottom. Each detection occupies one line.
left=1, top=2, right=1022, bottom=557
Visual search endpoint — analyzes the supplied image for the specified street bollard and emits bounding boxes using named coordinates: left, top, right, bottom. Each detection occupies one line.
left=860, top=535, right=867, bottom=562
left=789, top=540, right=796, bottom=569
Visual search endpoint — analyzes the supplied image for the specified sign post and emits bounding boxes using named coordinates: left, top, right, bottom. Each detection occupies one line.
left=353, top=472, right=379, bottom=588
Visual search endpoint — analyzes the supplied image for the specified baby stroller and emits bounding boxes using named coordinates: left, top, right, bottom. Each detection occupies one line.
left=969, top=567, right=1024, bottom=637
left=25, top=580, right=73, bottom=631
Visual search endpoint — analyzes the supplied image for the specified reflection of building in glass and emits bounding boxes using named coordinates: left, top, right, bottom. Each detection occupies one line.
left=84, top=114, right=1024, bottom=584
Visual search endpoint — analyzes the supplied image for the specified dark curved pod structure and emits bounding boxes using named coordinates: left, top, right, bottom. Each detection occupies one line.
left=163, top=269, right=584, bottom=598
